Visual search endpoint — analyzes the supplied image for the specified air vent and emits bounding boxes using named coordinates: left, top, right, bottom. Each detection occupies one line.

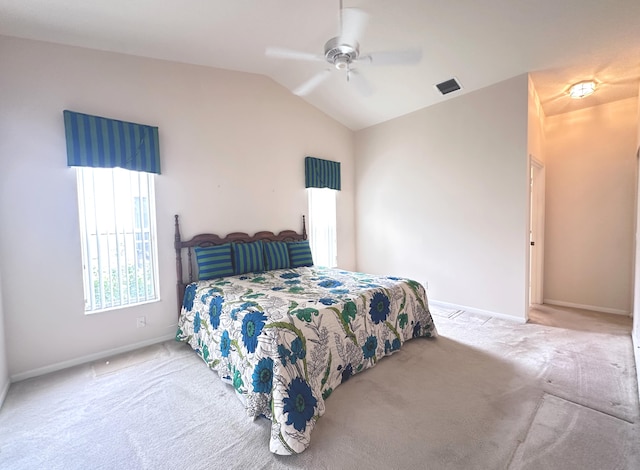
left=435, top=78, right=461, bottom=95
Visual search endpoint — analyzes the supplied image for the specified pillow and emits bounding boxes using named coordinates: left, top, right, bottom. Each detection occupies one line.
left=287, top=240, right=314, bottom=267
left=194, top=244, right=234, bottom=280
left=263, top=241, right=290, bottom=270
left=233, top=241, right=265, bottom=274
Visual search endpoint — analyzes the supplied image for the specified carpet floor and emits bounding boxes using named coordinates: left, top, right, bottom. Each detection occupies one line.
left=0, top=304, right=638, bottom=469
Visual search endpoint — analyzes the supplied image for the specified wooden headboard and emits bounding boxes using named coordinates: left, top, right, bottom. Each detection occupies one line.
left=174, top=214, right=307, bottom=313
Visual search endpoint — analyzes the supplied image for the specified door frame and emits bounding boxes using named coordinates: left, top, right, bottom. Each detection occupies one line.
left=529, top=156, right=545, bottom=306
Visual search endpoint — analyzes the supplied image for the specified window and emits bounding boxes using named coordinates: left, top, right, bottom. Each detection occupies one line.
left=76, top=167, right=159, bottom=312
left=307, top=188, right=337, bottom=267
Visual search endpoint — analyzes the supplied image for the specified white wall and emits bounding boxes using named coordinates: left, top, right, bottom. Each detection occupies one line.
left=0, top=36, right=355, bottom=378
left=0, top=266, right=9, bottom=407
left=355, top=74, right=530, bottom=321
left=544, top=98, right=638, bottom=314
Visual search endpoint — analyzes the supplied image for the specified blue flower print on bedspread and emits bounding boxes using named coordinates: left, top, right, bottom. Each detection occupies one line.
left=340, top=363, right=353, bottom=383
left=252, top=357, right=274, bottom=393
left=290, top=337, right=306, bottom=364
left=330, top=288, right=349, bottom=295
left=193, top=312, right=201, bottom=334
left=280, top=272, right=301, bottom=279
left=277, top=344, right=290, bottom=365
left=220, top=330, right=231, bottom=357
left=242, top=311, right=266, bottom=354
left=318, top=279, right=342, bottom=289
left=231, top=302, right=255, bottom=321
left=369, top=291, right=390, bottom=324
left=277, top=338, right=306, bottom=366
left=319, top=297, right=337, bottom=306
left=385, top=338, right=401, bottom=354
left=362, top=335, right=378, bottom=359
left=209, top=295, right=224, bottom=329
left=283, top=377, right=318, bottom=432
left=183, top=284, right=197, bottom=312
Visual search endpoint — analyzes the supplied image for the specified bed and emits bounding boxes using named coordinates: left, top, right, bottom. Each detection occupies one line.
left=174, top=215, right=437, bottom=455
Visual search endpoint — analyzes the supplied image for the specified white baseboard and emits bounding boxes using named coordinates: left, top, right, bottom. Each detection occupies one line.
left=429, top=299, right=527, bottom=324
left=543, top=299, right=630, bottom=316
left=10, top=333, right=176, bottom=383
left=0, top=376, right=9, bottom=410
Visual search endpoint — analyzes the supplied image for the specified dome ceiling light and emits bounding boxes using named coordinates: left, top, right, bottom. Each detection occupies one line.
left=568, top=80, right=596, bottom=99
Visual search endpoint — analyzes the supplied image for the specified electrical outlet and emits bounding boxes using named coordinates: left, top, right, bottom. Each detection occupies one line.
left=136, top=316, right=146, bottom=328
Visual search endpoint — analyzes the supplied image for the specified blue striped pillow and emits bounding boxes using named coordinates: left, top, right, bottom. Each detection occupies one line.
left=233, top=241, right=265, bottom=274
left=263, top=241, right=290, bottom=270
left=287, top=240, right=314, bottom=267
left=194, top=244, right=234, bottom=280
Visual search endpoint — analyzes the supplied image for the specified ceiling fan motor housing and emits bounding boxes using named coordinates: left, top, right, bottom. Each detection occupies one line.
left=324, top=37, right=359, bottom=70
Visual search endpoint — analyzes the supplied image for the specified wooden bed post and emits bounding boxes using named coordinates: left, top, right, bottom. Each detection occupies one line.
left=174, top=214, right=184, bottom=314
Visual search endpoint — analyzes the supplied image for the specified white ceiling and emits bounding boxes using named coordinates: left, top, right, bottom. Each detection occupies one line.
left=1, top=0, right=639, bottom=130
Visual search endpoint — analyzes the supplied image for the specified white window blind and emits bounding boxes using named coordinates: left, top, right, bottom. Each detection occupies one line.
left=76, top=167, right=159, bottom=312
left=307, top=188, right=337, bottom=268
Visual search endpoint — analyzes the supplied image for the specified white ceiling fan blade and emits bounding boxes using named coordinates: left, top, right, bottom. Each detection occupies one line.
left=265, top=47, right=324, bottom=62
left=340, top=8, right=369, bottom=45
left=349, top=70, right=373, bottom=97
left=359, top=48, right=423, bottom=66
left=293, top=70, right=332, bottom=96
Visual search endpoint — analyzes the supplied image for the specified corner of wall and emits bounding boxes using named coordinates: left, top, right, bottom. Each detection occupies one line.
left=632, top=84, right=640, bottom=402
left=527, top=75, right=546, bottom=163
left=0, top=377, right=8, bottom=410
left=0, top=268, right=9, bottom=409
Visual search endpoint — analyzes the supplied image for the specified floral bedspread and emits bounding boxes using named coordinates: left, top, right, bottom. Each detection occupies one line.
left=176, top=266, right=437, bottom=455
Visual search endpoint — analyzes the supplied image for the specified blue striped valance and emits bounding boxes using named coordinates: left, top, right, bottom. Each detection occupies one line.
left=63, top=110, right=161, bottom=174
left=305, top=156, right=341, bottom=190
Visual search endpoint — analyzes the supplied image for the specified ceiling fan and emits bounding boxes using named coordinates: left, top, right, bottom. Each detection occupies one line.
left=265, top=1, right=422, bottom=97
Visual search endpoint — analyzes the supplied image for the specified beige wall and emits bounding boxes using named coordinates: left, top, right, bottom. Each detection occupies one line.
left=0, top=36, right=355, bottom=378
left=355, top=74, right=530, bottom=321
left=544, top=97, right=638, bottom=314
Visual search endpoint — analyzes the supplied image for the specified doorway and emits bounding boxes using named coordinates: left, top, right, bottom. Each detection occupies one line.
left=530, top=156, right=545, bottom=306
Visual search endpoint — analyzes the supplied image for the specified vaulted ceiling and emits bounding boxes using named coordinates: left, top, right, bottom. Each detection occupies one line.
left=1, top=0, right=639, bottom=130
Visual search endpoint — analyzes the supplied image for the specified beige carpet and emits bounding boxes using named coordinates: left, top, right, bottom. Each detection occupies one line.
left=0, top=304, right=638, bottom=469
left=510, top=394, right=636, bottom=470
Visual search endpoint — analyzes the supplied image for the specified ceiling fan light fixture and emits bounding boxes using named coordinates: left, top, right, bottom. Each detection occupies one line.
left=568, top=80, right=596, bottom=99
left=325, top=37, right=359, bottom=68
left=334, top=56, right=350, bottom=70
